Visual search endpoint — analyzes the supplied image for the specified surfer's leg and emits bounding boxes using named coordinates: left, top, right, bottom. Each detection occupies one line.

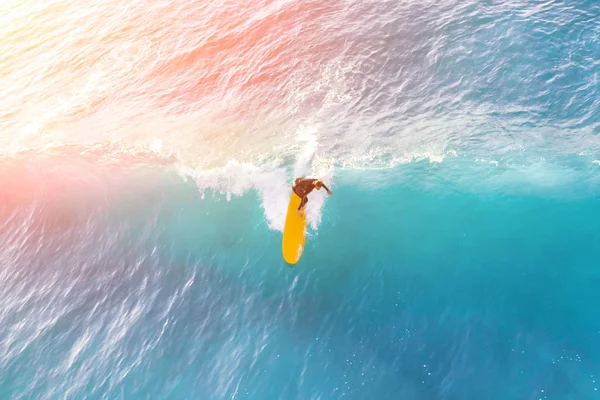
left=297, top=196, right=308, bottom=215
left=298, top=196, right=308, bottom=210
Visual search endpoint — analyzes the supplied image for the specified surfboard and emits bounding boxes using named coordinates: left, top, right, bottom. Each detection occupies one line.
left=282, top=191, right=307, bottom=264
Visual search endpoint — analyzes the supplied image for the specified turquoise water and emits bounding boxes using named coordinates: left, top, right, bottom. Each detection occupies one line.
left=1, top=0, right=600, bottom=398
left=3, top=158, right=600, bottom=399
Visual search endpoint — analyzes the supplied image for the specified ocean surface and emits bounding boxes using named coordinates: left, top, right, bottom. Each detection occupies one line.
left=1, top=0, right=600, bottom=398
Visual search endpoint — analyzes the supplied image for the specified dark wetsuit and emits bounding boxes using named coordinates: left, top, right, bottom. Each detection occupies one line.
left=292, top=178, right=330, bottom=211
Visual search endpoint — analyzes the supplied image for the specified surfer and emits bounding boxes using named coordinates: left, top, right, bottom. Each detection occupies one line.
left=292, top=177, right=332, bottom=215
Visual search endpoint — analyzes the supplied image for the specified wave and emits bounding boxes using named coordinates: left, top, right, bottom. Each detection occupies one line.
left=178, top=123, right=335, bottom=233
left=2, top=140, right=600, bottom=245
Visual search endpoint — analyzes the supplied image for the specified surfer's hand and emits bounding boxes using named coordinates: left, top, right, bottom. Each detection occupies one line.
left=327, top=189, right=332, bottom=195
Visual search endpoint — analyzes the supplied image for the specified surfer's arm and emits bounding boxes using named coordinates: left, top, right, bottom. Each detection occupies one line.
left=319, top=182, right=332, bottom=195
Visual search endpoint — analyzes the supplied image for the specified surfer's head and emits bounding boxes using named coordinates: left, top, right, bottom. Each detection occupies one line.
left=314, top=180, right=322, bottom=189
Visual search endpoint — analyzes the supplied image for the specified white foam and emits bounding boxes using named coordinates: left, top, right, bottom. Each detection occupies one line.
left=177, top=123, right=334, bottom=232
left=293, top=124, right=319, bottom=178
left=337, top=148, right=458, bottom=170
left=180, top=157, right=333, bottom=233
left=292, top=124, right=334, bottom=231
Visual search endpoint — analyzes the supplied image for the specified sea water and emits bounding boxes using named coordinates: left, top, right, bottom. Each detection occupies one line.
left=1, top=0, right=600, bottom=398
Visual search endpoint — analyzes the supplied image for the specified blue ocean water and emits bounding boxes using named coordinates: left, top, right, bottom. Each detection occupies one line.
left=1, top=0, right=600, bottom=399
left=2, top=157, right=600, bottom=399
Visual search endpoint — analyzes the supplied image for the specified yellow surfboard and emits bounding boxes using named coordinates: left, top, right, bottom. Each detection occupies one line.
left=282, top=192, right=307, bottom=264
